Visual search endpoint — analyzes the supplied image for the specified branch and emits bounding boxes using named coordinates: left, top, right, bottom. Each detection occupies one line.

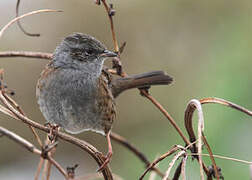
left=0, top=51, right=52, bottom=59
left=0, top=9, right=62, bottom=38
left=186, top=99, right=205, bottom=180
left=189, top=153, right=252, bottom=165
left=163, top=150, right=185, bottom=180
left=184, top=97, right=252, bottom=179
left=139, top=145, right=179, bottom=180
left=200, top=97, right=252, bottom=116
left=0, top=126, right=40, bottom=154
left=100, top=0, right=119, bottom=52
left=16, top=0, right=40, bottom=37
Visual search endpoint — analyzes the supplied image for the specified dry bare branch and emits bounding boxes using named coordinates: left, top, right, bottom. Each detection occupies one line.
left=100, top=0, right=119, bottom=52
left=202, top=132, right=219, bottom=180
left=189, top=153, right=252, bottom=165
left=163, top=150, right=185, bottom=180
left=34, top=157, right=44, bottom=180
left=149, top=157, right=159, bottom=180
left=16, top=0, right=40, bottom=37
left=0, top=104, right=15, bottom=117
left=186, top=99, right=205, bottom=180
left=0, top=126, right=40, bottom=154
left=139, top=145, right=179, bottom=180
left=0, top=51, right=52, bottom=59
left=0, top=9, right=62, bottom=38
left=172, top=161, right=182, bottom=180
left=199, top=97, right=252, bottom=116
left=181, top=154, right=188, bottom=180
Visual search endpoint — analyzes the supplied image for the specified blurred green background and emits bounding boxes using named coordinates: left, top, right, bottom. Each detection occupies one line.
left=1, top=0, right=252, bottom=179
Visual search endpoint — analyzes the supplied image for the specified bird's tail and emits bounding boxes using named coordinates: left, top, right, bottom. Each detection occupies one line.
left=111, top=71, right=173, bottom=97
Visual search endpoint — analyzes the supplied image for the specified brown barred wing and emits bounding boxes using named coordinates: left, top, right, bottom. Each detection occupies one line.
left=97, top=70, right=116, bottom=134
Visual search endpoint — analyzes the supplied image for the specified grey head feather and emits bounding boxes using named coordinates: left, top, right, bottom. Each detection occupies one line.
left=52, top=33, right=108, bottom=76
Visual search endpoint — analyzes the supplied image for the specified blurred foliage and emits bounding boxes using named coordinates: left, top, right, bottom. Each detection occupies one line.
left=0, top=0, right=251, bottom=179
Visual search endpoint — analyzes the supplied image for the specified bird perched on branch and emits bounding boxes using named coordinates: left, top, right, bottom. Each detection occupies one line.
left=36, top=33, right=173, bottom=170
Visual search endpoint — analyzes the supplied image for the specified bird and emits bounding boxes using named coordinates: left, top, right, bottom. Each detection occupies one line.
left=36, top=33, right=173, bottom=170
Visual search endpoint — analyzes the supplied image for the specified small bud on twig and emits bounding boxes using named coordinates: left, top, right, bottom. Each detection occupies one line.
left=109, top=4, right=116, bottom=16
left=67, top=164, right=79, bottom=179
left=94, top=0, right=101, bottom=5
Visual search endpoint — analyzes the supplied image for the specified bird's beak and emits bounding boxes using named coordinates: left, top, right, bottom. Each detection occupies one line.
left=100, top=50, right=118, bottom=57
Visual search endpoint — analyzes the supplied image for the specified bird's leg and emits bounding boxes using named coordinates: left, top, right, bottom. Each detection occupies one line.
left=97, top=131, right=113, bottom=172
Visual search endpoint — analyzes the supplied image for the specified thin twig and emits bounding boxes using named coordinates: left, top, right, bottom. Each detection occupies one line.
left=139, top=145, right=179, bottom=180
left=45, top=137, right=57, bottom=180
left=162, top=151, right=185, bottom=180
left=16, top=0, right=40, bottom=36
left=100, top=0, right=119, bottom=52
left=189, top=153, right=252, bottom=165
left=200, top=97, right=252, bottom=116
left=187, top=99, right=204, bottom=180
left=172, top=161, right=182, bottom=180
left=0, top=104, right=15, bottom=117
left=0, top=51, right=52, bottom=59
left=181, top=154, right=188, bottom=180
left=0, top=9, right=62, bottom=38
left=0, top=126, right=41, bottom=154
left=139, top=142, right=197, bottom=180
left=34, top=157, right=44, bottom=180
left=149, top=156, right=159, bottom=180
left=202, top=132, right=219, bottom=180
left=47, top=155, right=68, bottom=179
left=42, top=138, right=51, bottom=180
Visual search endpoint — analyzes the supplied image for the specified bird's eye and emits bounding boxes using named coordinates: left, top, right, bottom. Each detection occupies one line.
left=85, top=49, right=93, bottom=56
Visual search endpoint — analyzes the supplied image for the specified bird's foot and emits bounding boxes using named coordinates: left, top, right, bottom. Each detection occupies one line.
left=44, top=123, right=60, bottom=142
left=97, top=151, right=113, bottom=172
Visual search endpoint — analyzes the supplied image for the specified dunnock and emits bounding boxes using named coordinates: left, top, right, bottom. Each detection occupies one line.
left=36, top=33, right=173, bottom=170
